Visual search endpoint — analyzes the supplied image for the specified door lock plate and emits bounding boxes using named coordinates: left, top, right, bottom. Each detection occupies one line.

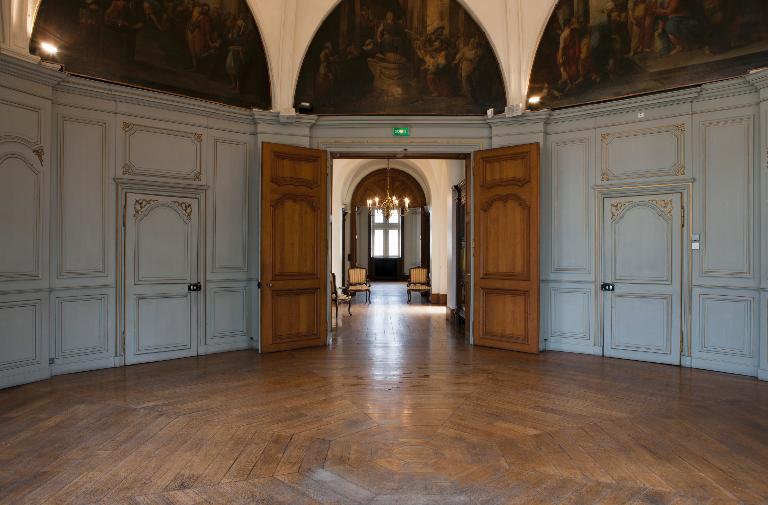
left=601, top=283, right=615, bottom=292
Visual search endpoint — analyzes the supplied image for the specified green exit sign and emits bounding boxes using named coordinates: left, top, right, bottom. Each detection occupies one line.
left=392, top=127, right=410, bottom=137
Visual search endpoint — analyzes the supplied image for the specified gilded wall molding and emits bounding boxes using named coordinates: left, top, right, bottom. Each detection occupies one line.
left=172, top=201, right=193, bottom=223
left=32, top=147, right=44, bottom=165
left=121, top=122, right=203, bottom=182
left=133, top=199, right=158, bottom=219
left=601, top=123, right=686, bottom=181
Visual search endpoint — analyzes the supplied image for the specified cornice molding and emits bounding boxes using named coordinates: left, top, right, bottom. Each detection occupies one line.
left=54, top=74, right=261, bottom=125
left=0, top=52, right=65, bottom=88
left=312, top=115, right=490, bottom=128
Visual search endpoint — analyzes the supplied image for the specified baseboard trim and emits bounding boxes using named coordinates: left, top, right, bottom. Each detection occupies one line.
left=429, top=293, right=447, bottom=305
left=687, top=358, right=758, bottom=378
left=51, top=356, right=117, bottom=376
left=0, top=367, right=50, bottom=390
left=545, top=340, right=600, bottom=355
left=758, top=368, right=768, bottom=381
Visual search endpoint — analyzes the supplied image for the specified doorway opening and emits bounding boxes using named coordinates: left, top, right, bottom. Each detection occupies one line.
left=259, top=142, right=541, bottom=355
left=330, top=154, right=469, bottom=332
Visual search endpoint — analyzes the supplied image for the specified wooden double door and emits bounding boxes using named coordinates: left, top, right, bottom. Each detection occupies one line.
left=260, top=143, right=541, bottom=354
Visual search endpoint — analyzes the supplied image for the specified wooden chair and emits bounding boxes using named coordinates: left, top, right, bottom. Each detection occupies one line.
left=347, top=267, right=371, bottom=304
left=331, top=273, right=351, bottom=319
left=406, top=267, right=431, bottom=303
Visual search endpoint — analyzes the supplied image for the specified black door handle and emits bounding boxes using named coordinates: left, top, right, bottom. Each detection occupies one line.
left=188, top=282, right=202, bottom=292
left=601, top=283, right=615, bottom=292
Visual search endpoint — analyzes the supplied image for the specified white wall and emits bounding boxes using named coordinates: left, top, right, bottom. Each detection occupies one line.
left=0, top=53, right=313, bottom=388
left=2, top=50, right=768, bottom=389
left=331, top=158, right=463, bottom=298
left=4, top=0, right=559, bottom=113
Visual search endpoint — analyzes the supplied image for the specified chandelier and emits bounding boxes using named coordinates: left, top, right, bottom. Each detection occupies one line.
left=367, top=159, right=410, bottom=220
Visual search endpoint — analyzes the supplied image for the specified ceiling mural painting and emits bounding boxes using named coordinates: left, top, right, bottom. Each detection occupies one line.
left=529, top=0, right=768, bottom=109
left=31, top=0, right=271, bottom=109
left=295, top=0, right=506, bottom=115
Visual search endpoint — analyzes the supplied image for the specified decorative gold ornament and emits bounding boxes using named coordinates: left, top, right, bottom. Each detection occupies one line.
left=610, top=201, right=631, bottom=221
left=32, top=147, right=44, bottom=165
left=172, top=201, right=194, bottom=222
left=367, top=159, right=410, bottom=220
left=133, top=199, right=158, bottom=219
left=648, top=198, right=674, bottom=217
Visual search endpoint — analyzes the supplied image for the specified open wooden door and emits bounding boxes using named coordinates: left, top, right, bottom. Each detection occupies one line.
left=472, top=143, right=540, bottom=353
left=261, top=143, right=328, bottom=353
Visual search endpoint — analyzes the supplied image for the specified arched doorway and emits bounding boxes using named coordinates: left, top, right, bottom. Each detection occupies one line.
left=346, top=168, right=429, bottom=285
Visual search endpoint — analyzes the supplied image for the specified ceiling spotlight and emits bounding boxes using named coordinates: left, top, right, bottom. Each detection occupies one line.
left=40, top=42, right=58, bottom=56
left=528, top=95, right=542, bottom=105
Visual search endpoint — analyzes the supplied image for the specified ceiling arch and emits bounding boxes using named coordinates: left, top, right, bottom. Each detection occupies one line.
left=527, top=0, right=768, bottom=109
left=350, top=167, right=428, bottom=208
left=14, top=0, right=600, bottom=113
left=293, top=0, right=507, bottom=114
left=340, top=159, right=433, bottom=207
left=29, top=0, right=272, bottom=109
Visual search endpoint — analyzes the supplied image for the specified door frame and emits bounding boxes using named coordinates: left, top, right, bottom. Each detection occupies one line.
left=326, top=150, right=474, bottom=339
left=594, top=181, right=693, bottom=362
left=116, top=179, right=207, bottom=365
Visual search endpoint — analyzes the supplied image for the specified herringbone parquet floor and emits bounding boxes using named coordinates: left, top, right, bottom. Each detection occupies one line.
left=1, top=282, right=767, bottom=504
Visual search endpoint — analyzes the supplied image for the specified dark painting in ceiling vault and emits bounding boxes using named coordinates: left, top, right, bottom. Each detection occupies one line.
left=529, top=0, right=768, bottom=109
left=295, top=0, right=506, bottom=115
left=31, top=0, right=271, bottom=109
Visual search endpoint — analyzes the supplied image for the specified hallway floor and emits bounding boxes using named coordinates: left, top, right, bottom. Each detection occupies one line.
left=1, top=283, right=768, bottom=504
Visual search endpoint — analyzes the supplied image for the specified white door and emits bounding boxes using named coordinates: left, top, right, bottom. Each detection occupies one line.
left=124, top=193, right=200, bottom=365
left=602, top=194, right=682, bottom=365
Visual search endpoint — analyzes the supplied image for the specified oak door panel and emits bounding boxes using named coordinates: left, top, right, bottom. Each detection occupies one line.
left=473, top=144, right=540, bottom=352
left=261, top=143, right=328, bottom=353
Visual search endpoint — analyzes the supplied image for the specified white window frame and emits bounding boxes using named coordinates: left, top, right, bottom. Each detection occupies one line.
left=371, top=210, right=401, bottom=259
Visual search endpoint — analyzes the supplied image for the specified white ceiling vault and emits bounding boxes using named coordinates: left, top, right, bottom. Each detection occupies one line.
left=0, top=0, right=558, bottom=114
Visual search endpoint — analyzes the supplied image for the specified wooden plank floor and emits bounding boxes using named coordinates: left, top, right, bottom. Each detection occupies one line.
left=1, top=282, right=768, bottom=504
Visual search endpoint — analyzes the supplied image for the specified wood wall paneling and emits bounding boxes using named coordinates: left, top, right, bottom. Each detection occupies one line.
left=56, top=114, right=110, bottom=283
left=0, top=294, right=49, bottom=387
left=546, top=135, right=593, bottom=280
left=209, top=135, right=250, bottom=278
left=692, top=288, right=759, bottom=376
left=696, top=113, right=756, bottom=287
left=119, top=120, right=204, bottom=182
left=598, top=121, right=687, bottom=182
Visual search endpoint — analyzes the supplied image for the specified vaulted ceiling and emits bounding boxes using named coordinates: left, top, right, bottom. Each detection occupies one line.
left=7, top=0, right=767, bottom=113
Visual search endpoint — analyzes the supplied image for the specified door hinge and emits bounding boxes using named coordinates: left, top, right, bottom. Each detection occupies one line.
left=681, top=205, right=685, bottom=227
left=122, top=202, right=126, bottom=228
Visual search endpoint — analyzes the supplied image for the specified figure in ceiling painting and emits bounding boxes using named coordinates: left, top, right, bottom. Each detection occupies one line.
left=31, top=0, right=271, bottom=109
left=530, top=0, right=768, bottom=109
left=295, top=0, right=506, bottom=115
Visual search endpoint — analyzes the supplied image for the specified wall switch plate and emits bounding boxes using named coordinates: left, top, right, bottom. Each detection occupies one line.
left=692, top=242, right=700, bottom=250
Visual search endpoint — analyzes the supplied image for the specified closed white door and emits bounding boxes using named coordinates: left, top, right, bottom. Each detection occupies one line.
left=602, top=194, right=682, bottom=365
left=124, top=193, right=200, bottom=365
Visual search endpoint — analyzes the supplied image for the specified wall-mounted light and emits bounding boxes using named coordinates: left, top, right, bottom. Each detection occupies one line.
left=527, top=95, right=542, bottom=105
left=40, top=41, right=59, bottom=56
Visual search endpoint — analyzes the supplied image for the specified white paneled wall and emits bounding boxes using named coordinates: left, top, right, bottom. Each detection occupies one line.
left=0, top=54, right=277, bottom=388
left=2, top=53, right=768, bottom=388
left=493, top=74, right=767, bottom=378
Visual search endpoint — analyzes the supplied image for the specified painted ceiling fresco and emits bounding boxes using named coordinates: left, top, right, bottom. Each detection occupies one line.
left=295, top=0, right=506, bottom=115
left=529, top=0, right=768, bottom=109
left=31, top=0, right=271, bottom=109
